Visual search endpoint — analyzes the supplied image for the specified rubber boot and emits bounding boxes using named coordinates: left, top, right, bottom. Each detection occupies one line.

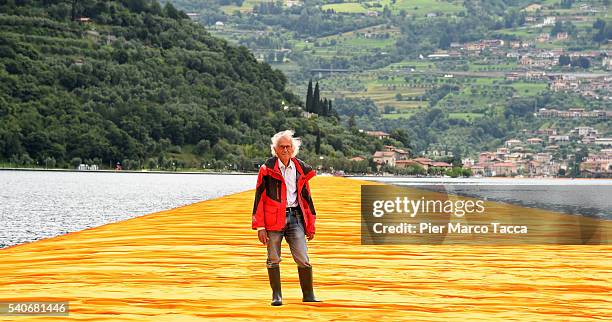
left=298, top=266, right=322, bottom=302
left=267, top=267, right=283, bottom=306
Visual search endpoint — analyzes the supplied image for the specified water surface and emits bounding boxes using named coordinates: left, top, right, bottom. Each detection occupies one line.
left=0, top=170, right=256, bottom=248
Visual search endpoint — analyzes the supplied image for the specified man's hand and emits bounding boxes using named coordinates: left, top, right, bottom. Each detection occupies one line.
left=307, top=233, right=315, bottom=241
left=258, top=229, right=269, bottom=245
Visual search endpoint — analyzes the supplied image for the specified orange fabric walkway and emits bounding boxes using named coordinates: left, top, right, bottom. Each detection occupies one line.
left=1, top=176, right=610, bottom=321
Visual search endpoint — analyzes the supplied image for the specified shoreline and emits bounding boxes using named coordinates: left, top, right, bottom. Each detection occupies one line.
left=1, top=168, right=610, bottom=180
left=347, top=174, right=612, bottom=181
left=0, top=167, right=257, bottom=175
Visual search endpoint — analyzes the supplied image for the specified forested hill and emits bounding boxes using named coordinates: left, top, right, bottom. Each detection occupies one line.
left=0, top=0, right=385, bottom=170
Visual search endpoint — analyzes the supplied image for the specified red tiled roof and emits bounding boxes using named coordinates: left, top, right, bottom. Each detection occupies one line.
left=412, top=157, right=433, bottom=163
left=431, top=161, right=452, bottom=167
left=373, top=151, right=395, bottom=157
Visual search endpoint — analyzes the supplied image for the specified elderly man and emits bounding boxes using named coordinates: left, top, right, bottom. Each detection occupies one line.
left=252, top=130, right=321, bottom=306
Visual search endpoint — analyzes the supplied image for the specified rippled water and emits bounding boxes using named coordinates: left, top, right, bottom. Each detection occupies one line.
left=0, top=170, right=255, bottom=249
left=354, top=177, right=612, bottom=220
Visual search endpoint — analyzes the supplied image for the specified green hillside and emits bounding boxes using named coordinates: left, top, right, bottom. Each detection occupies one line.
left=0, top=0, right=388, bottom=171
left=166, top=0, right=611, bottom=159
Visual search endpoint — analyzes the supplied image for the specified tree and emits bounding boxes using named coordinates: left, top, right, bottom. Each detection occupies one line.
left=384, top=105, right=396, bottom=114
left=390, top=129, right=411, bottom=152
left=383, top=5, right=391, bottom=18
left=593, top=29, right=607, bottom=43
left=305, top=79, right=313, bottom=113
left=438, top=33, right=451, bottom=49
left=559, top=54, right=571, bottom=66
left=560, top=0, right=574, bottom=9
left=113, top=49, right=129, bottom=64
left=576, top=56, right=590, bottom=69
left=71, top=157, right=82, bottom=168
left=348, top=115, right=356, bottom=130
left=194, top=139, right=210, bottom=156
left=571, top=147, right=588, bottom=177
left=163, top=2, right=181, bottom=20
left=446, top=167, right=464, bottom=178
left=320, top=99, right=327, bottom=116
left=550, top=21, right=563, bottom=36
left=592, top=19, right=609, bottom=43
left=150, top=1, right=162, bottom=15
left=313, top=82, right=320, bottom=115
left=71, top=0, right=79, bottom=20
left=451, top=146, right=463, bottom=167
left=593, top=19, right=606, bottom=31
left=44, top=156, right=57, bottom=169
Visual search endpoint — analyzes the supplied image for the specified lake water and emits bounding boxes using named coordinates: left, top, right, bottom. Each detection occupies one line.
left=2, top=172, right=610, bottom=249
left=0, top=170, right=256, bottom=249
left=353, top=177, right=612, bottom=220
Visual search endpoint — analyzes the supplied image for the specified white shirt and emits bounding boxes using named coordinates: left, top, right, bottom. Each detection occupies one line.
left=257, top=159, right=299, bottom=230
left=278, top=159, right=298, bottom=208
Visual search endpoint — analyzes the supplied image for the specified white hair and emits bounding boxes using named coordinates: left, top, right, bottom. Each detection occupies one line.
left=270, top=130, right=301, bottom=158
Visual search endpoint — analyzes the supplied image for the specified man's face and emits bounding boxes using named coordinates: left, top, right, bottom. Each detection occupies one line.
left=274, top=136, right=293, bottom=164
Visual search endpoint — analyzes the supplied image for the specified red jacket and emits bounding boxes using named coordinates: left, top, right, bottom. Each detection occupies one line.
left=252, top=157, right=317, bottom=235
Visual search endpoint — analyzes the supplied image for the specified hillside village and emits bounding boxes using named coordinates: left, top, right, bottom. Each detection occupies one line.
left=364, top=122, right=611, bottom=177
left=180, top=0, right=611, bottom=178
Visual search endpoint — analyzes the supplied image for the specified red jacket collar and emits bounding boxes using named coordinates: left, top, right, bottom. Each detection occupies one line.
left=265, top=157, right=315, bottom=181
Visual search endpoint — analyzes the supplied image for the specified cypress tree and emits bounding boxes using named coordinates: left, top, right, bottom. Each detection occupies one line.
left=71, top=0, right=78, bottom=20
left=348, top=115, right=356, bottom=129
left=313, top=82, right=320, bottom=114
left=321, top=98, right=328, bottom=116
left=306, top=79, right=313, bottom=112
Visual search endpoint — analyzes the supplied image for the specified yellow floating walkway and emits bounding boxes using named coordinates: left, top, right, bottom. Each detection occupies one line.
left=1, top=177, right=610, bottom=321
